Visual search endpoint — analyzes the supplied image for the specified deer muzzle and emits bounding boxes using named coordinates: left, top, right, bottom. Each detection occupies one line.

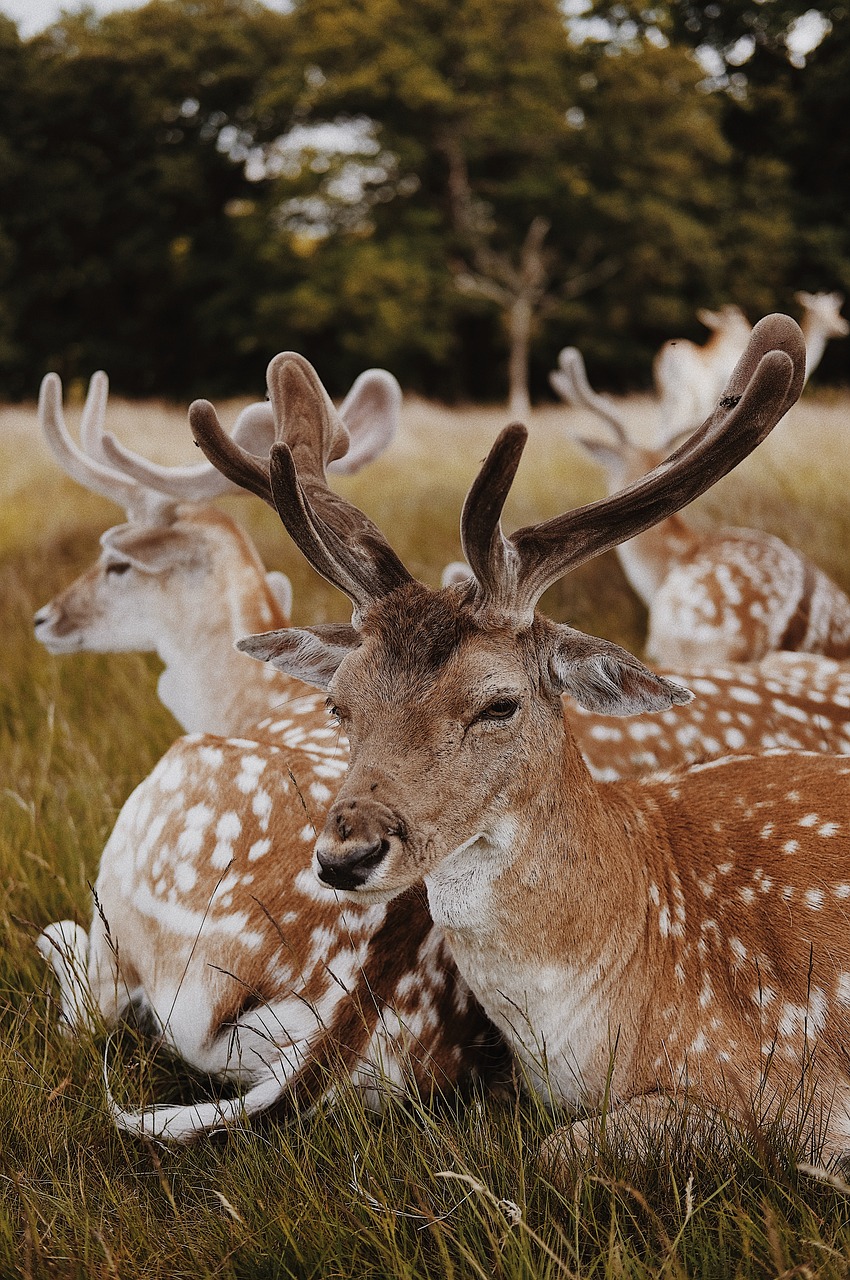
left=314, top=794, right=404, bottom=892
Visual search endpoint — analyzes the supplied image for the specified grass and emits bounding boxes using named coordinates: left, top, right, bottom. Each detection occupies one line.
left=2, top=385, right=850, bottom=1276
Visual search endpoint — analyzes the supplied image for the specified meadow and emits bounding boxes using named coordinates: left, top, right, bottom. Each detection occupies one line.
left=1, top=382, right=850, bottom=1278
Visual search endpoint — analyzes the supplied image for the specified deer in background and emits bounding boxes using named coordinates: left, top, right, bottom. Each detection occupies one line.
left=653, top=292, right=848, bottom=434
left=201, top=314, right=850, bottom=1165
left=34, top=366, right=400, bottom=737
left=37, top=356, right=501, bottom=1141
left=653, top=304, right=753, bottom=433
left=550, top=343, right=850, bottom=665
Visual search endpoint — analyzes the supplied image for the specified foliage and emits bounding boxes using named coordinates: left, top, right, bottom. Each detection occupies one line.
left=0, top=0, right=848, bottom=401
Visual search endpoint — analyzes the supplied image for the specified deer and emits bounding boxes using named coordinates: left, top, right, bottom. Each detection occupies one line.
left=36, top=359, right=503, bottom=1142
left=550, top=343, right=850, bottom=665
left=652, top=293, right=847, bottom=435
left=795, top=289, right=850, bottom=379
left=33, top=365, right=400, bottom=738
left=35, top=372, right=850, bottom=774
left=652, top=304, right=754, bottom=434
left=196, top=314, right=850, bottom=1166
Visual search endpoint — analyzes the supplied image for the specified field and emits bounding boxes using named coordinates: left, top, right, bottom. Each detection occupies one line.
left=1, top=383, right=850, bottom=1277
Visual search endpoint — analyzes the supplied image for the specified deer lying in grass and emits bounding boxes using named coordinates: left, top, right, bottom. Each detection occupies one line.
left=205, top=315, right=850, bottom=1164
left=38, top=371, right=850, bottom=777
left=34, top=366, right=400, bottom=737
left=550, top=344, right=850, bottom=665
left=652, top=292, right=848, bottom=434
left=653, top=304, right=753, bottom=434
left=37, top=360, right=498, bottom=1141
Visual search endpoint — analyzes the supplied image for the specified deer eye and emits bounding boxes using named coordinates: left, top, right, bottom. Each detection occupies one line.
left=326, top=699, right=345, bottom=722
left=475, top=697, right=520, bottom=723
left=105, top=561, right=131, bottom=577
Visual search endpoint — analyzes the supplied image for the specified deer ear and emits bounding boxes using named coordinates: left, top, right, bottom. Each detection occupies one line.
left=236, top=623, right=360, bottom=689
left=548, top=625, right=693, bottom=716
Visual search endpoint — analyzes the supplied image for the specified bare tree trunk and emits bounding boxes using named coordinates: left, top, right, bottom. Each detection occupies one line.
left=507, top=295, right=533, bottom=418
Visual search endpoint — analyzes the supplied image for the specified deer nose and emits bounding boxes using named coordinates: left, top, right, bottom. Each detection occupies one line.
left=315, top=838, right=390, bottom=890
left=315, top=796, right=397, bottom=890
left=33, top=606, right=50, bottom=630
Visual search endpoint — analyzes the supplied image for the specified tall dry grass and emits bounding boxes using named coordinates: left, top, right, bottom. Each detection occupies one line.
left=1, top=386, right=849, bottom=1276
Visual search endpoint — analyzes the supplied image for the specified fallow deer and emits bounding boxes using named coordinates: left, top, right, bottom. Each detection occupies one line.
left=653, top=304, right=753, bottom=434
left=34, top=366, right=400, bottom=736
left=207, top=315, right=850, bottom=1164
left=36, top=361, right=499, bottom=1141
left=652, top=293, right=847, bottom=435
left=551, top=344, right=850, bottom=665
left=795, top=289, right=850, bottom=380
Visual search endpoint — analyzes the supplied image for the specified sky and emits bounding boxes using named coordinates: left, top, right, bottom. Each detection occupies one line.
left=0, top=0, right=290, bottom=37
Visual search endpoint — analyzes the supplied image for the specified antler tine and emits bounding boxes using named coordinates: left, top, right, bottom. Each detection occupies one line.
left=460, top=424, right=527, bottom=610
left=268, top=443, right=412, bottom=615
left=189, top=399, right=275, bottom=507
left=265, top=355, right=412, bottom=614
left=77, top=369, right=110, bottom=460
left=98, top=402, right=275, bottom=503
left=482, top=314, right=806, bottom=618
left=328, top=369, right=401, bottom=476
left=552, top=347, right=631, bottom=445
left=38, top=372, right=167, bottom=521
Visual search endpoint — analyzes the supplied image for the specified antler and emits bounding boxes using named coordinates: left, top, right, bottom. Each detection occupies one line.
left=38, top=372, right=174, bottom=523
left=194, top=316, right=804, bottom=625
left=550, top=347, right=631, bottom=446
left=191, top=353, right=411, bottom=616
left=97, top=402, right=275, bottom=503
left=116, top=365, right=401, bottom=505
left=463, top=313, right=806, bottom=617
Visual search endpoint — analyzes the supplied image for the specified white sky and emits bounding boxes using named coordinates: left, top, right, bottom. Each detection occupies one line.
left=1, top=0, right=291, bottom=38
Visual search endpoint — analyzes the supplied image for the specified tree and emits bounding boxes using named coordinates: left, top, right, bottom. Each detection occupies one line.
left=2, top=0, right=293, bottom=397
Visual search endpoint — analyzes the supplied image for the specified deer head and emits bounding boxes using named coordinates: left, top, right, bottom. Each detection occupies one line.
left=188, top=316, right=806, bottom=898
left=34, top=363, right=401, bottom=658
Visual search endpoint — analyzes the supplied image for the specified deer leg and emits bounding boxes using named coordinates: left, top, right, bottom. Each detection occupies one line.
left=37, top=921, right=95, bottom=1033
left=538, top=1094, right=711, bottom=1189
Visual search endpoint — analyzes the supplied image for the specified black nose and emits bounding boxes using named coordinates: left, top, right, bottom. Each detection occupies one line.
left=316, top=839, right=389, bottom=890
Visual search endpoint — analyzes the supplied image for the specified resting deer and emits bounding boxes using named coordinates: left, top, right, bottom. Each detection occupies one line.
left=39, top=375, right=850, bottom=778
left=204, top=315, right=850, bottom=1164
left=652, top=293, right=848, bottom=435
left=551, top=344, right=850, bottom=665
left=36, top=360, right=499, bottom=1141
left=34, top=366, right=400, bottom=737
left=653, top=304, right=753, bottom=434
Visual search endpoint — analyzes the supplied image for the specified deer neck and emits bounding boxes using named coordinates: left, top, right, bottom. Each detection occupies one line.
left=615, top=513, right=697, bottom=606
left=155, top=564, right=290, bottom=737
left=423, top=727, right=660, bottom=1106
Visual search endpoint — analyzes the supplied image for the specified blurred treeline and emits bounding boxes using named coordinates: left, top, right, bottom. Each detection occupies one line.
left=0, top=0, right=848, bottom=402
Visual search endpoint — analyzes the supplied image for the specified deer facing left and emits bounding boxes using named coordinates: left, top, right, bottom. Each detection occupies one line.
left=33, top=366, right=400, bottom=737
left=202, top=315, right=850, bottom=1165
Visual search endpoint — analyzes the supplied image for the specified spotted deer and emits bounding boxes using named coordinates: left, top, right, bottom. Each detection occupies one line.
left=652, top=304, right=754, bottom=435
left=651, top=294, right=847, bottom=436
left=36, top=360, right=500, bottom=1141
left=38, top=731, right=499, bottom=1140
left=206, top=315, right=850, bottom=1164
left=34, top=365, right=400, bottom=737
left=551, top=344, right=850, bottom=665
